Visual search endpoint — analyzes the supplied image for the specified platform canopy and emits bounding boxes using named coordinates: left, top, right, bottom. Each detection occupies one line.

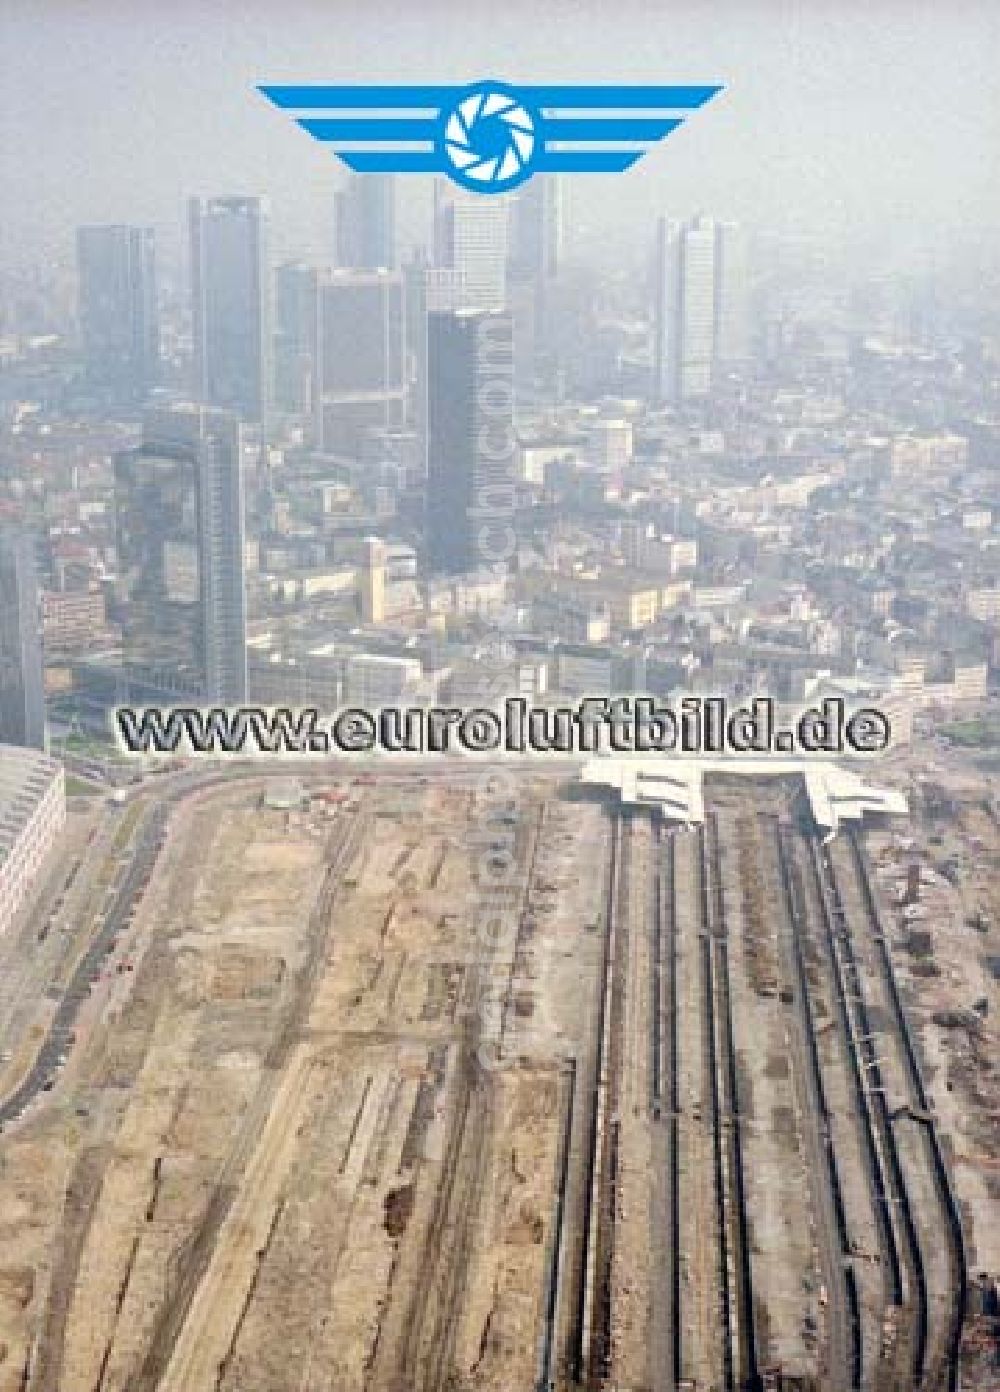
left=579, top=756, right=907, bottom=837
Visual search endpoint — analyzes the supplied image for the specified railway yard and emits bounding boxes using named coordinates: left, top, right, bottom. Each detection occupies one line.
left=0, top=764, right=996, bottom=1391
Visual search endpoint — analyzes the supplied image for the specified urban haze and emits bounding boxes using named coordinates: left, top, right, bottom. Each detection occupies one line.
left=0, top=4, right=998, bottom=1392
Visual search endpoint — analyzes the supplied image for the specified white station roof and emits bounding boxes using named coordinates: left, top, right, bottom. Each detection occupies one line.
left=579, top=756, right=907, bottom=837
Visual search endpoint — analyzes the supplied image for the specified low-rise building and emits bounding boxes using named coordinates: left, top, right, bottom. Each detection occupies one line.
left=889, top=432, right=968, bottom=478
left=41, top=589, right=108, bottom=653
left=554, top=643, right=614, bottom=697
left=589, top=417, right=633, bottom=470
left=966, top=588, right=1000, bottom=623
left=344, top=653, right=422, bottom=707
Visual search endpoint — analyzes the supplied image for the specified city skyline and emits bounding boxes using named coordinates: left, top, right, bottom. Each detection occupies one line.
left=2, top=2, right=999, bottom=278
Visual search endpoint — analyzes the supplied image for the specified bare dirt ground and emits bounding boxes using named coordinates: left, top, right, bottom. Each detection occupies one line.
left=0, top=775, right=607, bottom=1392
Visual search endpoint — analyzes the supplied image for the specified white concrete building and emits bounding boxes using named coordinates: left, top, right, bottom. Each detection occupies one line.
left=0, top=744, right=65, bottom=938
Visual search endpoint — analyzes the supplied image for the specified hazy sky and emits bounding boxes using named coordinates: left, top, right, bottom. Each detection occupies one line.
left=2, top=0, right=999, bottom=274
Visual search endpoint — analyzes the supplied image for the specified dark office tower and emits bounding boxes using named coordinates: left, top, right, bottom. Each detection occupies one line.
left=426, top=310, right=515, bottom=575
left=335, top=174, right=396, bottom=270
left=76, top=225, right=159, bottom=408
left=274, top=261, right=318, bottom=416
left=314, top=270, right=406, bottom=455
left=403, top=255, right=465, bottom=471
left=189, top=196, right=270, bottom=424
left=0, top=530, right=46, bottom=750
left=115, top=405, right=246, bottom=702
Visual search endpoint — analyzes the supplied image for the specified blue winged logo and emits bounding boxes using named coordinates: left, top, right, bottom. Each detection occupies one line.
left=257, top=79, right=723, bottom=193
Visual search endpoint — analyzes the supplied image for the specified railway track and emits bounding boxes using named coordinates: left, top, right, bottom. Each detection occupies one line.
left=695, top=824, right=735, bottom=1388
left=802, top=830, right=905, bottom=1318
left=550, top=799, right=966, bottom=1392
left=773, top=818, right=863, bottom=1390
left=845, top=832, right=968, bottom=1392
left=697, top=814, right=759, bottom=1392
left=563, top=807, right=636, bottom=1391
left=807, top=830, right=933, bottom=1388
left=654, top=821, right=682, bottom=1391
left=568, top=808, right=610, bottom=1386
left=538, top=796, right=967, bottom=1392
left=535, top=1057, right=576, bottom=1392
left=813, top=829, right=930, bottom=1386
left=589, top=811, right=632, bottom=1386
left=664, top=830, right=681, bottom=1390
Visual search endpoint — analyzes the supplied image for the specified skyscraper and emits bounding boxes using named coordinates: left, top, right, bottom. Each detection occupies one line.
left=76, top=224, right=159, bottom=408
left=189, top=197, right=270, bottom=424
left=678, top=214, right=717, bottom=399
left=0, top=530, right=46, bottom=751
left=653, top=217, right=683, bottom=404
left=314, top=269, right=406, bottom=455
left=273, top=261, right=318, bottom=416
left=335, top=174, right=396, bottom=270
left=403, top=255, right=466, bottom=472
left=426, top=309, right=515, bottom=575
left=433, top=185, right=509, bottom=312
left=508, top=176, right=562, bottom=285
left=653, top=213, right=751, bottom=403
left=714, top=220, right=752, bottom=366
left=507, top=177, right=563, bottom=391
left=115, top=405, right=246, bottom=702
